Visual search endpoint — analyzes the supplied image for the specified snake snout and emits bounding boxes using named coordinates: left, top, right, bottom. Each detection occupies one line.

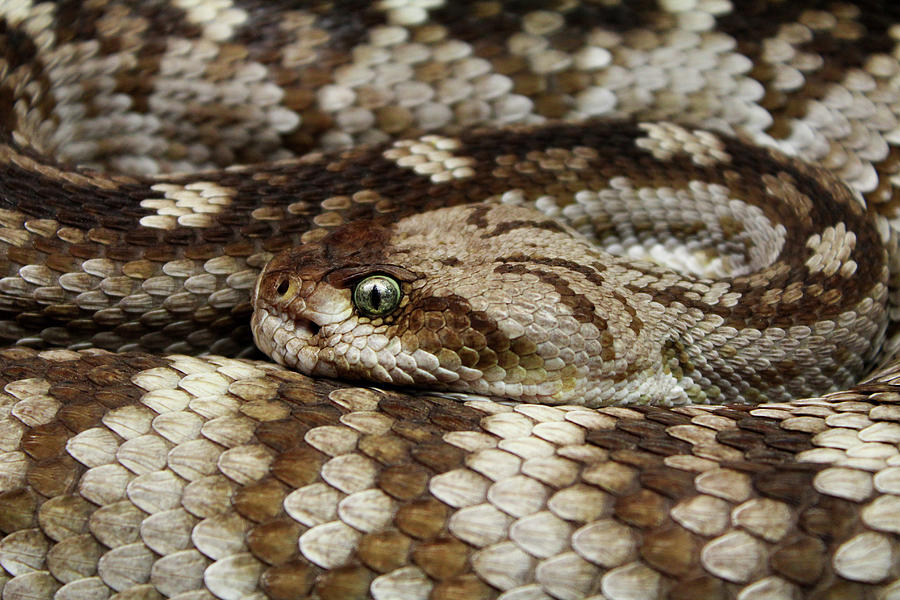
left=254, top=260, right=350, bottom=343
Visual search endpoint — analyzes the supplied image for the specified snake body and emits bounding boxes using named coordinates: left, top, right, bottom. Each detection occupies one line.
left=1, top=2, right=900, bottom=599
left=251, top=131, right=889, bottom=407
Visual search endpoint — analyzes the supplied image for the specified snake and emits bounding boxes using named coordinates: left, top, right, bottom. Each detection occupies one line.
left=1, top=1, right=900, bottom=599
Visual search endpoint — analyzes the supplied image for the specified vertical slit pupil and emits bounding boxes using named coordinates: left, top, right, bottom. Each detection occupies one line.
left=276, top=279, right=290, bottom=296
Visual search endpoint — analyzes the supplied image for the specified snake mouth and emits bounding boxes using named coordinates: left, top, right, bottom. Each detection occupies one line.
left=291, top=316, right=321, bottom=339
left=251, top=303, right=325, bottom=372
left=268, top=308, right=322, bottom=342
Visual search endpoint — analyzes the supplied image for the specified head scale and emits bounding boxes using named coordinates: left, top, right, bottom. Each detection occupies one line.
left=251, top=203, right=624, bottom=405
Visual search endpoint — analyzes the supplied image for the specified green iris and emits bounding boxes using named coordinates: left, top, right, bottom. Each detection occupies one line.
left=352, top=275, right=402, bottom=317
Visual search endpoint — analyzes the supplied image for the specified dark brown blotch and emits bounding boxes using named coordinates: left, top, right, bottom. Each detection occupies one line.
left=412, top=537, right=469, bottom=580
left=27, top=455, right=80, bottom=497
left=395, top=498, right=448, bottom=540
left=639, top=467, right=695, bottom=499
left=255, top=419, right=310, bottom=452
left=260, top=559, right=316, bottom=600
left=411, top=442, right=465, bottom=473
left=754, top=463, right=821, bottom=505
left=20, top=422, right=69, bottom=461
left=247, top=518, right=303, bottom=565
left=432, top=574, right=494, bottom=600
left=270, top=447, right=327, bottom=488
left=482, top=218, right=569, bottom=238
left=357, top=530, right=412, bottom=573
left=770, top=534, right=826, bottom=584
left=614, top=488, right=669, bottom=528
left=669, top=575, right=726, bottom=600
left=639, top=523, right=697, bottom=576
left=0, top=488, right=38, bottom=533
left=358, top=434, right=411, bottom=466
left=316, top=565, right=375, bottom=600
left=233, top=477, right=288, bottom=523
left=377, top=464, right=430, bottom=501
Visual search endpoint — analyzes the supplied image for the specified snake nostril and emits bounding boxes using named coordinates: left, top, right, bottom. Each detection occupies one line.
left=276, top=278, right=290, bottom=296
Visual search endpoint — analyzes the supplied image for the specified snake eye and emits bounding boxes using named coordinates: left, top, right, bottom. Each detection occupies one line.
left=352, top=275, right=402, bottom=317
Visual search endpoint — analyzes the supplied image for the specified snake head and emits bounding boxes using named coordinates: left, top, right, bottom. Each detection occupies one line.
left=251, top=202, right=673, bottom=406
left=252, top=220, right=419, bottom=377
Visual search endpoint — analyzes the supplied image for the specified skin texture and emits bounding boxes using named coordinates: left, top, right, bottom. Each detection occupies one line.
left=252, top=150, right=890, bottom=406
left=2, top=2, right=900, bottom=598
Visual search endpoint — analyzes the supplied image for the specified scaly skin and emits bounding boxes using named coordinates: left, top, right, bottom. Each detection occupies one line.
left=253, top=137, right=889, bottom=406
left=1, top=2, right=900, bottom=599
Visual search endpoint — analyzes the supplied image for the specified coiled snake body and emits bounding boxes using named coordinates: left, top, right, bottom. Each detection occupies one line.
left=1, top=2, right=900, bottom=599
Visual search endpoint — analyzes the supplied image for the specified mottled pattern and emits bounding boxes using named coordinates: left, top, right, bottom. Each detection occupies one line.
left=0, top=349, right=899, bottom=599
left=2, top=0, right=900, bottom=356
left=253, top=137, right=889, bottom=406
left=1, top=1, right=900, bottom=599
